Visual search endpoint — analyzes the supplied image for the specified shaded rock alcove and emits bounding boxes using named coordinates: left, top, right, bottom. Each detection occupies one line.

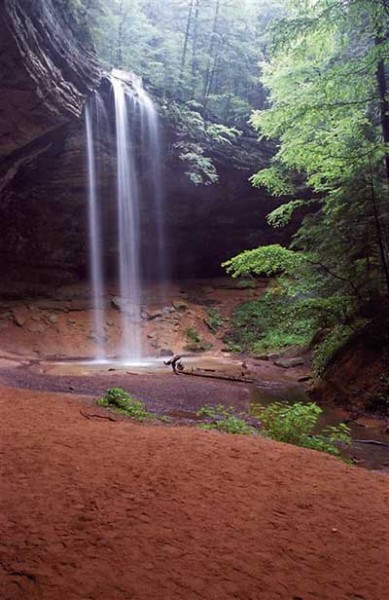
left=0, top=0, right=293, bottom=294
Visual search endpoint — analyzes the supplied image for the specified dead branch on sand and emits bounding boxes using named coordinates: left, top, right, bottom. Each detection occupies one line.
left=80, top=410, right=117, bottom=422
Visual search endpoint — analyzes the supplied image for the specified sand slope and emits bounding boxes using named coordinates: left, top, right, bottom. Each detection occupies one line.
left=1, top=387, right=388, bottom=599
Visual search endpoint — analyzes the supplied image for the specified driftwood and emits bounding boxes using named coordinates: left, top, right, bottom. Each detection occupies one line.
left=164, top=355, right=254, bottom=383
left=164, top=355, right=185, bottom=374
left=80, top=410, right=116, bottom=422
left=177, top=370, right=254, bottom=383
left=353, top=439, right=389, bottom=448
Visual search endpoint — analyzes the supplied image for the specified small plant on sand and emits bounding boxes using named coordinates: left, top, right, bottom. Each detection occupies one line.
left=197, top=405, right=257, bottom=435
left=256, top=401, right=351, bottom=456
left=97, top=387, right=151, bottom=421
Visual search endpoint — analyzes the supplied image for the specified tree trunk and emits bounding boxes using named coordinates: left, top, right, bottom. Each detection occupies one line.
left=191, top=0, right=200, bottom=94
left=115, top=0, right=125, bottom=67
left=203, top=0, right=221, bottom=101
left=369, top=170, right=389, bottom=297
left=376, top=54, right=389, bottom=180
left=179, top=0, right=195, bottom=93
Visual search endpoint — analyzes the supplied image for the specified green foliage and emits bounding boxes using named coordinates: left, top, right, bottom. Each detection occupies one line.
left=226, top=291, right=316, bottom=354
left=205, top=307, right=224, bottom=333
left=256, top=401, right=351, bottom=457
left=206, top=124, right=241, bottom=145
left=250, top=165, right=294, bottom=196
left=179, top=145, right=218, bottom=185
left=184, top=327, right=212, bottom=352
left=197, top=401, right=351, bottom=458
left=249, top=0, right=389, bottom=305
left=97, top=387, right=151, bottom=420
left=87, top=0, right=286, bottom=123
left=267, top=200, right=308, bottom=228
left=222, top=244, right=305, bottom=278
left=225, top=279, right=355, bottom=355
left=162, top=100, right=242, bottom=185
left=206, top=94, right=253, bottom=128
left=196, top=405, right=257, bottom=435
left=162, top=100, right=219, bottom=184
left=84, top=1, right=287, bottom=186
left=312, top=325, right=356, bottom=376
left=185, top=327, right=200, bottom=343
left=222, top=0, right=389, bottom=374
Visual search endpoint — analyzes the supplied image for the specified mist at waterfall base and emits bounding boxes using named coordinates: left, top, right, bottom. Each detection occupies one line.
left=85, top=70, right=169, bottom=366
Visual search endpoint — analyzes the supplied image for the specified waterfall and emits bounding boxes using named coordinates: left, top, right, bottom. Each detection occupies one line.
left=111, top=73, right=142, bottom=360
left=85, top=96, right=106, bottom=360
left=85, top=70, right=168, bottom=362
left=133, top=77, right=169, bottom=287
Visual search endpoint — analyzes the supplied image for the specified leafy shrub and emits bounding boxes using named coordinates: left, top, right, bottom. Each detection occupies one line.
left=256, top=401, right=351, bottom=456
left=222, top=243, right=358, bottom=361
left=225, top=284, right=355, bottom=356
left=222, top=244, right=305, bottom=278
left=197, top=402, right=351, bottom=458
left=97, top=387, right=151, bottom=421
left=197, top=405, right=257, bottom=435
left=225, top=293, right=316, bottom=354
left=197, top=404, right=230, bottom=418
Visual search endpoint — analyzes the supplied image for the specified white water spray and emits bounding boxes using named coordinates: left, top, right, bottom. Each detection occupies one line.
left=133, top=76, right=169, bottom=287
left=85, top=70, right=168, bottom=361
left=111, top=73, right=142, bottom=359
left=85, top=97, right=105, bottom=359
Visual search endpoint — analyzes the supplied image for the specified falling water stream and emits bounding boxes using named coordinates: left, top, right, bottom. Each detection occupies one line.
left=111, top=74, right=142, bottom=359
left=133, top=77, right=169, bottom=287
left=85, top=70, right=167, bottom=362
left=85, top=96, right=106, bottom=360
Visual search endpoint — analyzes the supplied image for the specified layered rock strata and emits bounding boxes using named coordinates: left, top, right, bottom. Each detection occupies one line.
left=0, top=0, right=101, bottom=157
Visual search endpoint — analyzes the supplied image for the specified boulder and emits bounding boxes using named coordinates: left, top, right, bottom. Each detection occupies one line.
left=274, top=357, right=305, bottom=369
left=159, top=348, right=174, bottom=358
left=12, top=307, right=28, bottom=327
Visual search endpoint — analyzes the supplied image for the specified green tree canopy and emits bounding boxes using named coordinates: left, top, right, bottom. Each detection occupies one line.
left=81, top=0, right=285, bottom=125
left=250, top=0, right=389, bottom=303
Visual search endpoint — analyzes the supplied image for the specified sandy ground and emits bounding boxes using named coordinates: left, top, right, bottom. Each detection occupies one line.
left=1, top=386, right=388, bottom=600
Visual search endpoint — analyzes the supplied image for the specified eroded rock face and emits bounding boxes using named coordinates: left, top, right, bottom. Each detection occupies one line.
left=0, top=0, right=102, bottom=157
left=313, top=319, right=389, bottom=414
left=0, top=0, right=104, bottom=289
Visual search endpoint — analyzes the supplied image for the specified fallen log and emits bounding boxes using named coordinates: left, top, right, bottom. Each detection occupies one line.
left=353, top=439, right=389, bottom=448
left=176, top=369, right=254, bottom=384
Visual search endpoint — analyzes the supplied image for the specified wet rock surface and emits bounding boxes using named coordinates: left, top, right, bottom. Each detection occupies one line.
left=0, top=117, right=292, bottom=286
left=0, top=0, right=103, bottom=287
